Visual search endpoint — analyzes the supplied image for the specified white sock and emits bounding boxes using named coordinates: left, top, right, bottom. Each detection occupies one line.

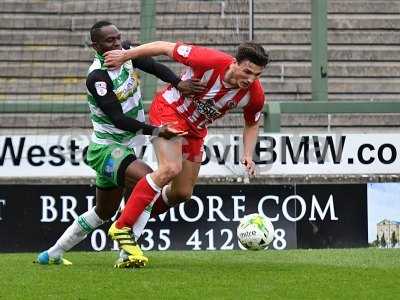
left=131, top=192, right=159, bottom=240
left=119, top=249, right=129, bottom=259
left=47, top=207, right=104, bottom=258
left=162, top=185, right=172, bottom=207
left=146, top=174, right=162, bottom=193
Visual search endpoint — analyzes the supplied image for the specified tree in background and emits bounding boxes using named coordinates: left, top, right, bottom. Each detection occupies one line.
left=391, top=231, right=398, bottom=248
left=380, top=234, right=387, bottom=248
left=375, top=234, right=380, bottom=247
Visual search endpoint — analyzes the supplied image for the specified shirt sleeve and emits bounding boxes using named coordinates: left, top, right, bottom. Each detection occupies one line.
left=172, top=42, right=233, bottom=69
left=86, top=69, right=157, bottom=135
left=243, top=80, right=265, bottom=125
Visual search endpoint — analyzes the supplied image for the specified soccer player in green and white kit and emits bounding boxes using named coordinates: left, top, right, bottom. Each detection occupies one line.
left=36, top=21, right=205, bottom=268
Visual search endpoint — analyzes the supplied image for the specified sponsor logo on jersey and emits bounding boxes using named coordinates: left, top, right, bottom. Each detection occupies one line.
left=177, top=45, right=192, bottom=58
left=103, top=157, right=115, bottom=178
left=111, top=147, right=124, bottom=159
left=123, top=60, right=133, bottom=71
left=194, top=98, right=221, bottom=121
left=115, top=71, right=139, bottom=102
left=226, top=100, right=236, bottom=109
left=95, top=81, right=107, bottom=96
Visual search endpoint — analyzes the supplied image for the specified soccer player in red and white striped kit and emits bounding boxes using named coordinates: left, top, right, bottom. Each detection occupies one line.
left=104, top=41, right=269, bottom=266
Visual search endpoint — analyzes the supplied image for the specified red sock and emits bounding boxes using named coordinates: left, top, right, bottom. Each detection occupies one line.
left=150, top=189, right=171, bottom=218
left=116, top=174, right=160, bottom=228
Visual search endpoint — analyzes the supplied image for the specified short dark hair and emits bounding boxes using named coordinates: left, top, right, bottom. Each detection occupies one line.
left=90, top=20, right=113, bottom=42
left=235, top=42, right=269, bottom=67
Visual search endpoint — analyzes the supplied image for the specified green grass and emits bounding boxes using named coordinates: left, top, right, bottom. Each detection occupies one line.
left=1, top=249, right=400, bottom=300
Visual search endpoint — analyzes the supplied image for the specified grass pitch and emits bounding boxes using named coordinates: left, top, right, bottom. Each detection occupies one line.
left=1, top=249, right=399, bottom=300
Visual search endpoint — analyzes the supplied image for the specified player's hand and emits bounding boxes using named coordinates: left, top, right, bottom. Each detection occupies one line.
left=241, top=156, right=256, bottom=176
left=104, top=49, right=127, bottom=69
left=155, top=122, right=187, bottom=140
left=177, top=78, right=207, bottom=97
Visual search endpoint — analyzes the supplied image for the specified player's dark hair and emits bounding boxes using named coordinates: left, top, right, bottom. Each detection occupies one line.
left=90, top=20, right=113, bottom=42
left=235, top=42, right=269, bottom=67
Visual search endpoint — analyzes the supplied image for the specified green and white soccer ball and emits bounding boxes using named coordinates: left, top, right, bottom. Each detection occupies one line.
left=237, top=213, right=275, bottom=250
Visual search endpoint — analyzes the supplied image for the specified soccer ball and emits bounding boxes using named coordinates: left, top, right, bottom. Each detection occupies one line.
left=237, top=213, right=275, bottom=250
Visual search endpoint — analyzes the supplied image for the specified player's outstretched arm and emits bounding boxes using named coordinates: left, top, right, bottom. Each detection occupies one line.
left=242, top=121, right=260, bottom=176
left=104, top=41, right=176, bottom=69
left=132, top=56, right=206, bottom=96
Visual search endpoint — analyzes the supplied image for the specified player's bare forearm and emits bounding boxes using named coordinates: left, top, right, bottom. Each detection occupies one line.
left=241, top=122, right=259, bottom=176
left=125, top=41, right=175, bottom=60
left=105, top=41, right=176, bottom=69
left=243, top=122, right=259, bottom=159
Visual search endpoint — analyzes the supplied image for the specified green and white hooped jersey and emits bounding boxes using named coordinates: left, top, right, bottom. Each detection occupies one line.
left=87, top=53, right=146, bottom=147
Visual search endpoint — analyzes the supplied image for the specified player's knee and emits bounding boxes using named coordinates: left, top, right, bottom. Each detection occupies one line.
left=103, top=210, right=115, bottom=220
left=173, top=188, right=193, bottom=204
left=95, top=206, right=115, bottom=221
left=159, top=162, right=182, bottom=182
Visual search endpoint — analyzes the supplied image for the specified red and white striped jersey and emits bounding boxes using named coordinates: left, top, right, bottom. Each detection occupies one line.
left=160, top=42, right=265, bottom=137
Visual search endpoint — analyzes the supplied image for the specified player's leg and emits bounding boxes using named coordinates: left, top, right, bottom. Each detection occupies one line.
left=38, top=159, right=153, bottom=266
left=108, top=159, right=156, bottom=268
left=117, top=159, right=155, bottom=237
left=151, top=135, right=204, bottom=216
left=151, top=159, right=201, bottom=217
left=108, top=94, right=185, bottom=265
left=36, top=186, right=123, bottom=265
left=115, top=159, right=200, bottom=250
left=37, top=143, right=151, bottom=266
left=108, top=160, right=154, bottom=268
left=126, top=137, right=202, bottom=242
left=37, top=141, right=123, bottom=265
left=168, top=159, right=201, bottom=205
left=127, top=156, right=201, bottom=241
left=110, top=136, right=183, bottom=233
left=109, top=137, right=183, bottom=267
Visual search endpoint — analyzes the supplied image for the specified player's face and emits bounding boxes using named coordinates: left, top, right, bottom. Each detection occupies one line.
left=93, top=25, right=122, bottom=54
left=233, top=60, right=264, bottom=89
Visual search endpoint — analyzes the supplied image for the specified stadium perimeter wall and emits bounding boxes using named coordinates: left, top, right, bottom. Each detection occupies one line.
left=0, top=178, right=371, bottom=252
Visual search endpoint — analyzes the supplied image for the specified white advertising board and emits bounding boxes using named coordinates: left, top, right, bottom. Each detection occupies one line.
left=0, top=133, right=399, bottom=177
